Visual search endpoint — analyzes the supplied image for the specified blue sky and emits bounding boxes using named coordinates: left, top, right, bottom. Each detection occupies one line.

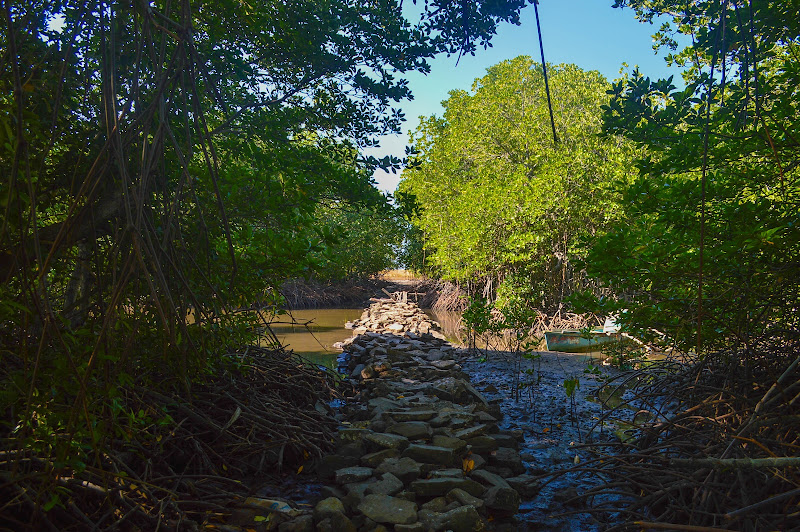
left=368, top=0, right=688, bottom=193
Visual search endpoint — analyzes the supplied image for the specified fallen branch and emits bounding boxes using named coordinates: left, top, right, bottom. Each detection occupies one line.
left=726, top=487, right=800, bottom=518
left=566, top=343, right=800, bottom=530
left=634, top=522, right=733, bottom=532
left=669, top=456, right=800, bottom=469
left=0, top=346, right=339, bottom=529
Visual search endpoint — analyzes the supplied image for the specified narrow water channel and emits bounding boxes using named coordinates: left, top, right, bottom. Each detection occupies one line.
left=263, top=308, right=465, bottom=369
left=264, top=308, right=364, bottom=369
left=268, top=307, right=612, bottom=369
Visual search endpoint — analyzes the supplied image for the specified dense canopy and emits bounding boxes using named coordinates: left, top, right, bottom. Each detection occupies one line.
left=2, top=0, right=799, bottom=529
left=398, top=58, right=635, bottom=310
left=0, top=0, right=535, bottom=524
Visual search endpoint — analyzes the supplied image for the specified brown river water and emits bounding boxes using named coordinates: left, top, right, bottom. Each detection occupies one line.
left=267, top=308, right=615, bottom=368
left=264, top=309, right=464, bottom=368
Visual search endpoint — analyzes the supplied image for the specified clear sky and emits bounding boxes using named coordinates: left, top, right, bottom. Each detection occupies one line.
left=367, top=0, right=687, bottom=193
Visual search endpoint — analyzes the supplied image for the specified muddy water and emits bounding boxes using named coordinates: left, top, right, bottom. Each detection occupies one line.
left=263, top=308, right=463, bottom=370
left=426, top=308, right=465, bottom=344
left=428, top=309, right=613, bottom=362
left=271, top=307, right=610, bottom=366
left=265, top=308, right=363, bottom=369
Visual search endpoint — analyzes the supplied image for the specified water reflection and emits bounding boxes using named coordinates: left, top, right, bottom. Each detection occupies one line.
left=262, top=306, right=612, bottom=372
left=426, top=309, right=611, bottom=360
left=426, top=309, right=465, bottom=345
left=262, top=308, right=363, bottom=370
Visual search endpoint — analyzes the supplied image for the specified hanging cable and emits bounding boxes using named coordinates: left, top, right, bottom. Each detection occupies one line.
left=697, top=0, right=726, bottom=352
left=534, top=0, right=557, bottom=144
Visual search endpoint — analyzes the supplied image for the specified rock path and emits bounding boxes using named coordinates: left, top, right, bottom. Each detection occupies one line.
left=272, top=296, right=540, bottom=531
left=221, top=295, right=620, bottom=531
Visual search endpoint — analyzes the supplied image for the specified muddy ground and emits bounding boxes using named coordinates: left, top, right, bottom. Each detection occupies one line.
left=461, top=349, right=623, bottom=530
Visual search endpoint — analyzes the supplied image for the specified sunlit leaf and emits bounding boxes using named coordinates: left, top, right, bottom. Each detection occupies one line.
left=462, top=458, right=475, bottom=473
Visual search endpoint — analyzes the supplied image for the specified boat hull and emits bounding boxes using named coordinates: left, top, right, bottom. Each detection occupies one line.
left=544, top=330, right=623, bottom=353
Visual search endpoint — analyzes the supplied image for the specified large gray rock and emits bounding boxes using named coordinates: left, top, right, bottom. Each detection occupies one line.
left=365, top=473, right=404, bottom=496
left=447, top=488, right=485, bottom=510
left=476, top=411, right=498, bottom=423
left=482, top=485, right=521, bottom=516
left=432, top=435, right=467, bottom=452
left=489, top=447, right=525, bottom=475
left=313, top=497, right=345, bottom=522
left=387, top=421, right=433, bottom=440
left=365, top=432, right=410, bottom=451
left=430, top=360, right=457, bottom=370
left=375, top=457, right=421, bottom=484
left=428, top=468, right=464, bottom=479
left=368, top=397, right=403, bottom=413
left=421, top=496, right=449, bottom=512
left=360, top=448, right=398, bottom=468
left=448, top=413, right=476, bottom=430
left=402, top=444, right=455, bottom=466
left=357, top=494, right=418, bottom=525
left=469, top=469, right=511, bottom=489
left=437, top=505, right=485, bottom=532
left=387, top=323, right=405, bottom=333
left=410, top=477, right=485, bottom=498
left=428, top=377, right=464, bottom=400
left=335, top=466, right=373, bottom=484
left=465, top=435, right=499, bottom=454
left=338, top=427, right=371, bottom=442
left=418, top=505, right=485, bottom=532
left=461, top=381, right=490, bottom=406
left=423, top=349, right=446, bottom=361
left=454, top=424, right=489, bottom=440
left=429, top=414, right=452, bottom=428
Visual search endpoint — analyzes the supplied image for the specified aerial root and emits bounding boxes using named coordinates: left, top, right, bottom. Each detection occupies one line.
left=0, top=346, right=339, bottom=530
left=549, top=343, right=800, bottom=531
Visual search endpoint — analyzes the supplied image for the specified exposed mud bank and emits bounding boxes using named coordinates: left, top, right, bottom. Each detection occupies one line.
left=280, top=277, right=442, bottom=310
left=280, top=278, right=394, bottom=309
left=460, top=351, right=622, bottom=530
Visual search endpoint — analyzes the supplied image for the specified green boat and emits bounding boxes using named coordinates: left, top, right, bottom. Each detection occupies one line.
left=544, top=327, right=623, bottom=353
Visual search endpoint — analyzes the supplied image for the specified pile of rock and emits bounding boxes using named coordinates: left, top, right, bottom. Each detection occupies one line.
left=343, top=299, right=445, bottom=339
left=277, top=297, right=539, bottom=531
